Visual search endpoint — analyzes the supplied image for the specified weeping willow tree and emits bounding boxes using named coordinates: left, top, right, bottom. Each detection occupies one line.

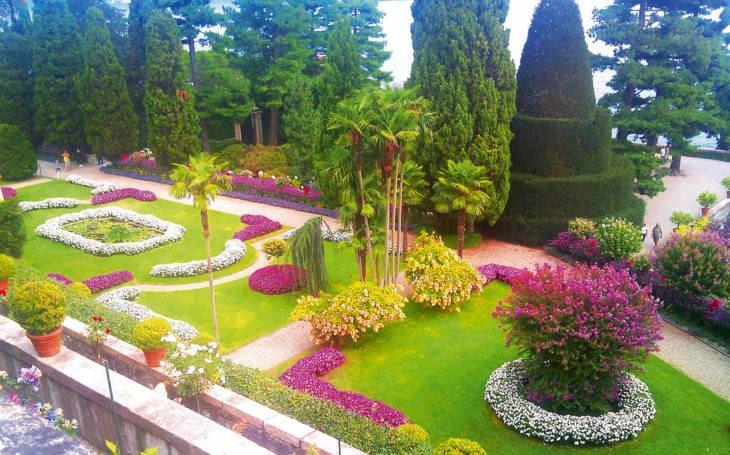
left=288, top=216, right=329, bottom=296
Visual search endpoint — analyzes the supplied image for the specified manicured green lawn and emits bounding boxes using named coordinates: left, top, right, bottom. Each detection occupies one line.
left=138, top=242, right=362, bottom=352
left=273, top=282, right=730, bottom=454
left=15, top=178, right=94, bottom=200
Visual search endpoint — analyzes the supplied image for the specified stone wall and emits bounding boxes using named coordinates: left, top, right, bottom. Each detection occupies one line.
left=709, top=198, right=730, bottom=222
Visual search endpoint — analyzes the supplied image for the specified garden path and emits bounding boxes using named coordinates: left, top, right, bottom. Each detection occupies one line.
left=18, top=160, right=730, bottom=400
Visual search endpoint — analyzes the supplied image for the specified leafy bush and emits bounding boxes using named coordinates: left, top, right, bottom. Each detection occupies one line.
left=405, top=233, right=485, bottom=312
left=219, top=143, right=247, bottom=168
left=292, top=281, right=406, bottom=344
left=262, top=238, right=288, bottom=260
left=493, top=263, right=662, bottom=413
left=132, top=317, right=172, bottom=351
left=433, top=438, right=487, bottom=455
left=190, top=333, right=216, bottom=347
left=66, top=282, right=91, bottom=297
left=697, top=190, right=718, bottom=208
left=9, top=281, right=66, bottom=335
left=442, top=232, right=482, bottom=249
left=567, top=218, right=596, bottom=239
left=611, top=140, right=668, bottom=197
left=0, top=254, right=14, bottom=279
left=103, top=225, right=135, bottom=243
left=241, top=145, right=290, bottom=176
left=0, top=198, right=26, bottom=258
left=654, top=231, right=730, bottom=297
left=0, top=124, right=37, bottom=180
left=129, top=151, right=145, bottom=165
left=669, top=211, right=694, bottom=228
left=676, top=215, right=710, bottom=235
left=722, top=176, right=730, bottom=191
left=594, top=217, right=642, bottom=259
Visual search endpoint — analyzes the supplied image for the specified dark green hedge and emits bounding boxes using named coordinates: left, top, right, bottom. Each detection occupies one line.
left=494, top=155, right=645, bottom=246
left=681, top=149, right=730, bottom=162
left=0, top=198, right=26, bottom=258
left=510, top=108, right=612, bottom=177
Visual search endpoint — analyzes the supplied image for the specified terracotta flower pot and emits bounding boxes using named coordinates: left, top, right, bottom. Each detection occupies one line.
left=143, top=347, right=167, bottom=367
left=701, top=207, right=710, bottom=216
left=27, top=326, right=63, bottom=357
left=0, top=278, right=8, bottom=295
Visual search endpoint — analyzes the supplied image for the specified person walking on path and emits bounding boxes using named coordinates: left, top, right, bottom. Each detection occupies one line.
left=641, top=222, right=648, bottom=242
left=652, top=223, right=662, bottom=247
left=54, top=161, right=61, bottom=179
left=61, top=150, right=70, bottom=171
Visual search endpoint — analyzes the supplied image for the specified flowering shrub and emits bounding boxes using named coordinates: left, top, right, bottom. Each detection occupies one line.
left=493, top=263, right=662, bottom=413
left=91, top=188, right=157, bottom=205
left=150, top=239, right=246, bottom=277
left=46, top=270, right=134, bottom=294
left=484, top=359, right=656, bottom=446
left=292, top=281, right=407, bottom=344
left=95, top=286, right=198, bottom=340
left=36, top=207, right=185, bottom=256
left=278, top=347, right=411, bottom=427
left=567, top=218, right=596, bottom=239
left=86, top=315, right=111, bottom=345
left=1, top=186, right=17, bottom=198
left=405, top=233, right=485, bottom=312
left=249, top=265, right=306, bottom=295
left=708, top=219, right=730, bottom=246
left=548, top=231, right=601, bottom=262
left=233, top=214, right=282, bottom=241
left=18, top=198, right=79, bottom=212
left=653, top=231, right=730, bottom=297
left=594, top=217, right=642, bottom=260
left=477, top=263, right=522, bottom=284
left=433, top=438, right=487, bottom=455
left=165, top=339, right=226, bottom=397
left=65, top=175, right=116, bottom=194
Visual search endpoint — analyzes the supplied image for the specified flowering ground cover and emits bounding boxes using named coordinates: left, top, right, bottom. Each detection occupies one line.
left=1, top=186, right=17, bottom=198
left=91, top=188, right=157, bottom=205
left=61, top=217, right=162, bottom=243
left=249, top=264, right=306, bottom=295
left=271, top=282, right=730, bottom=453
left=47, top=270, right=134, bottom=294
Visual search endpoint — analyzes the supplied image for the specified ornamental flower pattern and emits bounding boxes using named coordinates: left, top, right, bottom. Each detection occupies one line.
left=150, top=239, right=247, bottom=277
left=91, top=188, right=157, bottom=205
left=46, top=270, right=134, bottom=294
left=484, top=359, right=656, bottom=446
left=65, top=175, right=116, bottom=195
left=249, top=265, right=307, bottom=295
left=35, top=207, right=185, bottom=256
left=233, top=214, right=282, bottom=241
left=278, top=348, right=411, bottom=427
left=18, top=198, right=79, bottom=212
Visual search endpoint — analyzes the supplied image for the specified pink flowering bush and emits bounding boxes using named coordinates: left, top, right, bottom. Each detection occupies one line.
left=249, top=265, right=306, bottom=295
left=493, top=263, right=663, bottom=413
left=548, top=231, right=601, bottom=262
left=233, top=214, right=282, bottom=241
left=278, top=347, right=411, bottom=427
left=91, top=188, right=157, bottom=205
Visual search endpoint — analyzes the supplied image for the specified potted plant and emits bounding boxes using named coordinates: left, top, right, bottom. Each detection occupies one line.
left=0, top=254, right=14, bottom=295
left=722, top=177, right=730, bottom=198
left=9, top=281, right=66, bottom=357
left=132, top=317, right=172, bottom=367
left=697, top=190, right=718, bottom=216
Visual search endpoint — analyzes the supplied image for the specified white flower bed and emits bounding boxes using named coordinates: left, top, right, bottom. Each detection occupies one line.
left=95, top=286, right=198, bottom=340
left=150, top=239, right=247, bottom=277
left=18, top=198, right=79, bottom=212
left=283, top=226, right=353, bottom=243
left=65, top=175, right=116, bottom=194
left=35, top=206, right=185, bottom=256
left=484, top=359, right=656, bottom=446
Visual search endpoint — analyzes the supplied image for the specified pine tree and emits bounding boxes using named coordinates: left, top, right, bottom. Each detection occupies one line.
left=409, top=0, right=516, bottom=226
left=0, top=6, right=33, bottom=141
left=335, top=0, right=391, bottom=84
left=78, top=7, right=138, bottom=160
left=144, top=9, right=200, bottom=167
left=32, top=0, right=84, bottom=145
left=516, top=0, right=595, bottom=119
left=197, top=49, right=253, bottom=135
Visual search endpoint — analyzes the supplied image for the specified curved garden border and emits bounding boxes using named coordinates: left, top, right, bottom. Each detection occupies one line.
left=149, top=239, right=247, bottom=277
left=65, top=175, right=116, bottom=195
left=35, top=206, right=185, bottom=256
left=19, top=198, right=79, bottom=212
left=484, top=359, right=656, bottom=446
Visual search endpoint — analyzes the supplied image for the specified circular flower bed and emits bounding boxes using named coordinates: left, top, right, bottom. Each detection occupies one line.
left=35, top=206, right=184, bottom=256
left=249, top=264, right=306, bottom=295
left=484, top=359, right=656, bottom=446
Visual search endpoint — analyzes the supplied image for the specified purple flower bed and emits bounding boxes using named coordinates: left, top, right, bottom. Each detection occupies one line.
left=227, top=174, right=322, bottom=205
left=46, top=270, right=134, bottom=294
left=278, top=348, right=411, bottom=427
left=233, top=214, right=282, bottom=241
left=477, top=263, right=523, bottom=284
left=249, top=265, right=306, bottom=295
left=91, top=188, right=157, bottom=205
left=548, top=231, right=602, bottom=262
left=1, top=187, right=17, bottom=198
left=100, top=166, right=176, bottom=184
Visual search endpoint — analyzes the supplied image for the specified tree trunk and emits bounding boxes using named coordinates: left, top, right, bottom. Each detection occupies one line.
left=401, top=205, right=410, bottom=259
left=390, top=156, right=400, bottom=284
left=383, top=170, right=392, bottom=285
left=647, top=135, right=659, bottom=148
left=251, top=110, right=263, bottom=145
left=234, top=123, right=242, bottom=141
left=353, top=213, right=367, bottom=281
left=357, top=168, right=375, bottom=282
left=670, top=154, right=682, bottom=176
left=269, top=106, right=279, bottom=147
left=457, top=209, right=466, bottom=258
left=202, top=211, right=220, bottom=347
left=394, top=156, right=405, bottom=282
left=639, top=1, right=646, bottom=26
left=375, top=253, right=382, bottom=287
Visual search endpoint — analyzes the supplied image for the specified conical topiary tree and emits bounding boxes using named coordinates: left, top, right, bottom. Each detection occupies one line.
left=515, top=0, right=595, bottom=119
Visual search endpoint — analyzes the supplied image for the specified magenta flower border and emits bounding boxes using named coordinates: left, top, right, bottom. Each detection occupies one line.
left=1, top=186, right=17, bottom=198
left=233, top=214, right=282, bottom=242
left=91, top=188, right=157, bottom=205
left=477, top=263, right=523, bottom=284
left=46, top=270, right=135, bottom=294
left=249, top=265, right=306, bottom=295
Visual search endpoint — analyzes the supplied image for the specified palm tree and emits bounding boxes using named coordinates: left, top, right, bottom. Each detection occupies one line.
left=169, top=153, right=231, bottom=346
left=432, top=159, right=491, bottom=258
left=398, top=160, right=428, bottom=260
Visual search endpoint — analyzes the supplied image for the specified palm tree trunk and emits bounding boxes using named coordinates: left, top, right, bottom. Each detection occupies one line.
left=384, top=172, right=392, bottom=285
left=202, top=211, right=220, bottom=347
left=457, top=209, right=466, bottom=258
left=395, top=158, right=406, bottom=280
left=402, top=205, right=410, bottom=259
left=357, top=168, right=375, bottom=282
left=390, top=155, right=400, bottom=283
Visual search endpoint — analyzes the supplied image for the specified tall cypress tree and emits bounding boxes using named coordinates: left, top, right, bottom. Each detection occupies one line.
left=0, top=5, right=34, bottom=142
left=32, top=0, right=84, bottom=146
left=78, top=7, right=138, bottom=160
left=125, top=0, right=153, bottom=146
left=144, top=9, right=200, bottom=167
left=516, top=0, right=595, bottom=119
left=409, top=0, right=516, bottom=226
left=282, top=75, right=318, bottom=178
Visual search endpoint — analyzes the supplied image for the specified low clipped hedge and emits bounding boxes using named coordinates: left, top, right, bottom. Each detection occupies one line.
left=681, top=149, right=730, bottom=162
left=510, top=108, right=612, bottom=177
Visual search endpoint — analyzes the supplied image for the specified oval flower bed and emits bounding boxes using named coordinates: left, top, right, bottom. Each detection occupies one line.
left=91, top=188, right=157, bottom=205
left=484, top=359, right=657, bottom=446
left=249, top=264, right=306, bottom=295
left=35, top=206, right=185, bottom=256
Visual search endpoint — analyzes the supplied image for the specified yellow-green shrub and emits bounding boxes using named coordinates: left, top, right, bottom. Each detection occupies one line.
left=10, top=281, right=66, bottom=335
left=66, top=282, right=91, bottom=297
left=132, top=317, right=172, bottom=351
left=0, top=253, right=14, bottom=279
left=433, top=438, right=487, bottom=455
